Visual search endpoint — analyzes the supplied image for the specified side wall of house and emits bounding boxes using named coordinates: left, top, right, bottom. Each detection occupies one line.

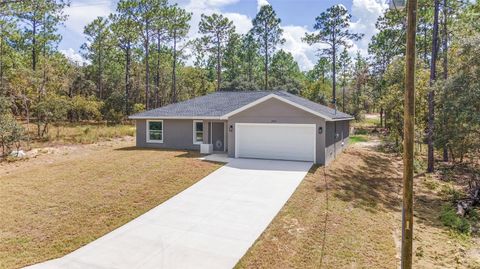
left=324, top=120, right=350, bottom=165
left=227, top=98, right=327, bottom=164
left=135, top=119, right=202, bottom=150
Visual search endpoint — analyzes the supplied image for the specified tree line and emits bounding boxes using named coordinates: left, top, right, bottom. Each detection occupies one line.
left=0, top=0, right=478, bottom=167
left=367, top=0, right=479, bottom=169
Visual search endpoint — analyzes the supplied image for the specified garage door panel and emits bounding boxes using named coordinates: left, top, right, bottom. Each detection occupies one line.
left=236, top=124, right=315, bottom=162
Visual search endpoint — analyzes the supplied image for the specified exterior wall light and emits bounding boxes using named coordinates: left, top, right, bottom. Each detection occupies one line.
left=318, top=126, right=323, bottom=134
left=229, top=125, right=233, bottom=132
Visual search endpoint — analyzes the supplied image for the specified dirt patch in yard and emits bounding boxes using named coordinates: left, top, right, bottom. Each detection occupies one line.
left=0, top=139, right=221, bottom=269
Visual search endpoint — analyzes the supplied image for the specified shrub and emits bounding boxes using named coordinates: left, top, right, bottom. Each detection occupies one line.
left=132, top=103, right=145, bottom=114
left=439, top=184, right=463, bottom=201
left=440, top=205, right=471, bottom=234
left=103, top=92, right=125, bottom=123
left=32, top=94, right=69, bottom=137
left=413, top=158, right=426, bottom=173
left=0, top=97, right=27, bottom=157
left=354, top=128, right=369, bottom=135
left=423, top=179, right=439, bottom=190
left=69, top=96, right=103, bottom=121
left=105, top=109, right=124, bottom=124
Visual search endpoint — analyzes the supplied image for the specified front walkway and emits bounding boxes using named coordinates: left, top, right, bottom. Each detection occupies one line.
left=27, top=158, right=312, bottom=269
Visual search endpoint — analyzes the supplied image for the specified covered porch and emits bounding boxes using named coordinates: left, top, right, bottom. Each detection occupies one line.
left=200, top=120, right=228, bottom=154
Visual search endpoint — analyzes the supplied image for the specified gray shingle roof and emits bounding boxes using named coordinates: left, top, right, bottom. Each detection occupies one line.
left=129, top=91, right=353, bottom=121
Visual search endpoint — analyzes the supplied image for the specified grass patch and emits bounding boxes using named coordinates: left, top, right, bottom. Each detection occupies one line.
left=422, top=178, right=440, bottom=190
left=0, top=142, right=221, bottom=269
left=236, top=147, right=399, bottom=268
left=25, top=123, right=135, bottom=147
left=440, top=205, right=472, bottom=235
left=349, top=135, right=369, bottom=144
left=439, top=184, right=464, bottom=201
left=352, top=115, right=380, bottom=128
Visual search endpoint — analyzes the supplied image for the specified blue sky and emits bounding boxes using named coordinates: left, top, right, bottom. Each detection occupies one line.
left=60, top=0, right=387, bottom=70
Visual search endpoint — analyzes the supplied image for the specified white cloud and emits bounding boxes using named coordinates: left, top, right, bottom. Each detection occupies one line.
left=257, top=0, right=270, bottom=11
left=64, top=1, right=113, bottom=36
left=349, top=0, right=387, bottom=55
left=184, top=0, right=250, bottom=38
left=60, top=48, right=88, bottom=64
left=178, top=0, right=385, bottom=71
left=187, top=0, right=240, bottom=9
left=224, top=12, right=252, bottom=34
left=280, top=25, right=327, bottom=71
left=181, top=0, right=251, bottom=66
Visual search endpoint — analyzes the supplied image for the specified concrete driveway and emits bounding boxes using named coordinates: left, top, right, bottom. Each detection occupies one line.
left=27, top=158, right=312, bottom=269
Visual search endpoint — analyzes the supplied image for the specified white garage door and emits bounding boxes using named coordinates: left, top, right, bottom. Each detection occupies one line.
left=235, top=123, right=316, bottom=162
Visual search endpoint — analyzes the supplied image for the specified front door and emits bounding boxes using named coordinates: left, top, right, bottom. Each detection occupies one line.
left=211, top=122, right=225, bottom=151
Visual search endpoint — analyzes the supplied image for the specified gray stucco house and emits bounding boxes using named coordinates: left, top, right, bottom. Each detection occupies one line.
left=129, top=91, right=353, bottom=165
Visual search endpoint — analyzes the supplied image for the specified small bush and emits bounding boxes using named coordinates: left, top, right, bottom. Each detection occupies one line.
left=423, top=179, right=439, bottom=190
left=105, top=109, right=124, bottom=124
left=354, top=128, right=369, bottom=135
left=69, top=96, right=103, bottom=122
left=132, top=103, right=145, bottom=114
left=439, top=166, right=455, bottom=182
left=440, top=205, right=471, bottom=234
left=439, top=184, right=463, bottom=201
left=413, top=158, right=426, bottom=173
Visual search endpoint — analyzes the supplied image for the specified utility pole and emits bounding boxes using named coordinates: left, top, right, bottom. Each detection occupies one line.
left=402, top=0, right=418, bottom=267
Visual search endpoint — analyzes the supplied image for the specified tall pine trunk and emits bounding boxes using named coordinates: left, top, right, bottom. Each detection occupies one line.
left=442, top=0, right=449, bottom=162
left=125, top=45, right=131, bottom=115
left=155, top=31, right=161, bottom=108
left=32, top=20, right=37, bottom=71
left=172, top=31, right=177, bottom=103
left=98, top=45, right=103, bottom=99
left=0, top=25, right=3, bottom=92
left=427, top=0, right=440, bottom=173
left=145, top=20, right=150, bottom=110
left=216, top=36, right=221, bottom=91
left=332, top=42, right=337, bottom=110
left=264, top=21, right=268, bottom=91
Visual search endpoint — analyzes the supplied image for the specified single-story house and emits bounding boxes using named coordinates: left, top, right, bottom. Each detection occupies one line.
left=129, top=91, right=353, bottom=165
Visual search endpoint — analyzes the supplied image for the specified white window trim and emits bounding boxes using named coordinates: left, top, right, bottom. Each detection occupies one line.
left=193, top=120, right=204, bottom=145
left=146, top=120, right=164, bottom=143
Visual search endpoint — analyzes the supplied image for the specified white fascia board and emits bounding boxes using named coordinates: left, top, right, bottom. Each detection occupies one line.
left=330, top=117, right=355, bottom=121
left=129, top=116, right=223, bottom=120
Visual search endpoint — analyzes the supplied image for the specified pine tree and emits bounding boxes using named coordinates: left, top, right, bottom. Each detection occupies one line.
left=251, top=5, right=284, bottom=90
left=303, top=5, right=362, bottom=109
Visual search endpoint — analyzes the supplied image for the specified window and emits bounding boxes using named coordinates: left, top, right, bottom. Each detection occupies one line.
left=147, top=120, right=163, bottom=143
left=193, top=120, right=204, bottom=144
